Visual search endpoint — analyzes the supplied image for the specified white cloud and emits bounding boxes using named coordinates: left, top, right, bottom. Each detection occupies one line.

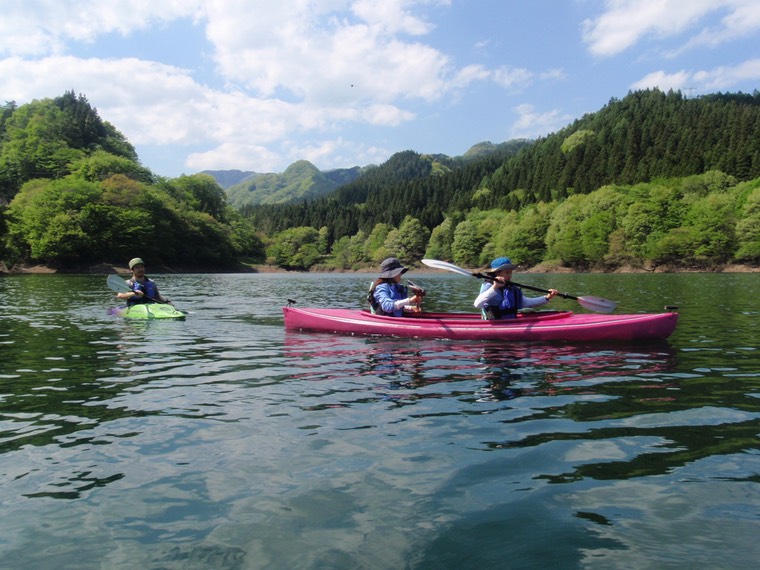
left=510, top=104, right=574, bottom=139
left=186, top=142, right=282, bottom=172
left=491, top=66, right=534, bottom=90
left=286, top=137, right=391, bottom=169
left=0, top=0, right=201, bottom=56
left=631, top=58, right=760, bottom=92
left=631, top=70, right=693, bottom=92
left=692, top=58, right=760, bottom=90
left=581, top=0, right=758, bottom=57
left=203, top=0, right=454, bottom=105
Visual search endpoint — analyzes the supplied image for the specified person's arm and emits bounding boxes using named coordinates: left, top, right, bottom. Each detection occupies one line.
left=521, top=288, right=558, bottom=308
left=375, top=284, right=418, bottom=314
left=521, top=294, right=549, bottom=308
left=116, top=281, right=143, bottom=301
left=474, top=283, right=499, bottom=309
left=154, top=286, right=170, bottom=303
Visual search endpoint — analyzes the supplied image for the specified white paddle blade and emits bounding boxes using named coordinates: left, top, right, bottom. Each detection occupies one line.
left=421, top=259, right=474, bottom=277
left=577, top=295, right=617, bottom=313
left=106, top=274, right=131, bottom=293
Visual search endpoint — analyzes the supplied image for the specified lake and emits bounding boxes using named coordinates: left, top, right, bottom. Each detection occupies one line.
left=0, top=272, right=758, bottom=569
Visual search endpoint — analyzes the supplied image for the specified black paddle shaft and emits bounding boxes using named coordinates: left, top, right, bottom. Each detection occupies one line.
left=472, top=272, right=577, bottom=300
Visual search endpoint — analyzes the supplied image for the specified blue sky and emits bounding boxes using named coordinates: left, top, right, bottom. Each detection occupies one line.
left=1, top=1, right=759, bottom=177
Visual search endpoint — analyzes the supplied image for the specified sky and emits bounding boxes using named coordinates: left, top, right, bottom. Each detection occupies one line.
left=1, top=0, right=759, bottom=178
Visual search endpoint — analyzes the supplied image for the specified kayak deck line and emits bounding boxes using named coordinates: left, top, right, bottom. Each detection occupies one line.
left=282, top=307, right=678, bottom=342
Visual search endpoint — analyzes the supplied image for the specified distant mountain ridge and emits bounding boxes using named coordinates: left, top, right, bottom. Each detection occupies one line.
left=203, top=141, right=519, bottom=207
left=200, top=169, right=261, bottom=189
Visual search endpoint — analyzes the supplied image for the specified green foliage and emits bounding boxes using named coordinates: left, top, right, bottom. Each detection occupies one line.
left=4, top=170, right=257, bottom=268
left=425, top=217, right=453, bottom=261
left=683, top=193, right=737, bottom=262
left=394, top=216, right=429, bottom=264
left=3, top=89, right=760, bottom=272
left=561, top=129, right=595, bottom=154
left=364, top=223, right=392, bottom=263
left=267, top=226, right=323, bottom=270
left=163, top=174, right=228, bottom=220
left=0, top=92, right=137, bottom=202
left=69, top=150, right=154, bottom=184
left=499, top=202, right=557, bottom=265
left=735, top=183, right=760, bottom=262
left=451, top=220, right=485, bottom=267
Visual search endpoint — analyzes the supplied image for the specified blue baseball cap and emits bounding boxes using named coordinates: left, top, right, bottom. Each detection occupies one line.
left=488, top=257, right=516, bottom=272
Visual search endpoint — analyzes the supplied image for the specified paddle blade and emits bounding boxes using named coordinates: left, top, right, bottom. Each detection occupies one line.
left=577, top=295, right=617, bottom=313
left=106, top=274, right=131, bottom=293
left=421, top=259, right=475, bottom=277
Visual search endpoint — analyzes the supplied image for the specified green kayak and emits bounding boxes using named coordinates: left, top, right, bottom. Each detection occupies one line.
left=110, top=303, right=186, bottom=320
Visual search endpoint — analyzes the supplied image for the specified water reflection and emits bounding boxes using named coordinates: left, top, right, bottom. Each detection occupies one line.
left=283, top=331, right=678, bottom=410
left=1, top=272, right=758, bottom=568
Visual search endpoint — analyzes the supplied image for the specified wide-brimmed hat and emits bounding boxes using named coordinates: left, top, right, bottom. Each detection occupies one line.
left=128, top=257, right=145, bottom=269
left=378, top=257, right=409, bottom=279
left=485, top=256, right=516, bottom=273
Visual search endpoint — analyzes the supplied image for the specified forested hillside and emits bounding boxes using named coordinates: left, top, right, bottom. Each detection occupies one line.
left=247, top=90, right=760, bottom=271
left=244, top=141, right=532, bottom=239
left=0, top=92, right=263, bottom=269
left=1, top=89, right=758, bottom=273
left=478, top=90, right=760, bottom=209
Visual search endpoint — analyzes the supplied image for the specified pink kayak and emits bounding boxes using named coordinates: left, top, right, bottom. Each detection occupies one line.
left=282, top=307, right=678, bottom=342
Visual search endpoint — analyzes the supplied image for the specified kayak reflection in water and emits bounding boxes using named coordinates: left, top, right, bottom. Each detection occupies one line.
left=367, top=257, right=425, bottom=316
left=116, top=257, right=171, bottom=306
left=474, top=256, right=558, bottom=320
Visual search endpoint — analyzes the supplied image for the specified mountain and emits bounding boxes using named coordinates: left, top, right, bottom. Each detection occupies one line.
left=242, top=90, right=760, bottom=241
left=212, top=141, right=517, bottom=208
left=222, top=160, right=364, bottom=207
left=244, top=141, right=533, bottom=237
left=200, top=169, right=261, bottom=189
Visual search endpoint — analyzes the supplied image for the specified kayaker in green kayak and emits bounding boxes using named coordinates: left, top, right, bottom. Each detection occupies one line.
left=474, top=256, right=558, bottom=319
left=116, top=257, right=171, bottom=306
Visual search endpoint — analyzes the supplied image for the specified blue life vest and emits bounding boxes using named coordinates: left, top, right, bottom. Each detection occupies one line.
left=127, top=277, right=159, bottom=306
left=482, top=284, right=523, bottom=320
left=369, top=281, right=409, bottom=316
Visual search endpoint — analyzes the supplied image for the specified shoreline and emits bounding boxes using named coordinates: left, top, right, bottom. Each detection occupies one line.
left=2, top=261, right=758, bottom=275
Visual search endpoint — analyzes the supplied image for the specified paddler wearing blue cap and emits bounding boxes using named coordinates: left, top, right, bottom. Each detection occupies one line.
left=474, top=256, right=558, bottom=320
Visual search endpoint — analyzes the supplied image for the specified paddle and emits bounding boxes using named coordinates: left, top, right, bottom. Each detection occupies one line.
left=106, top=274, right=168, bottom=304
left=421, top=259, right=617, bottom=313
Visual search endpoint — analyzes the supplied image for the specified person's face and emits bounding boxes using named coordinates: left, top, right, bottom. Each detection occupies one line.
left=496, top=269, right=512, bottom=281
left=393, top=273, right=402, bottom=283
left=132, top=264, right=146, bottom=278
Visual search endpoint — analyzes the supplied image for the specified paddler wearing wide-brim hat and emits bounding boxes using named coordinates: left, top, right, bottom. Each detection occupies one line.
left=116, top=257, right=171, bottom=306
left=368, top=257, right=424, bottom=317
left=474, top=256, right=558, bottom=320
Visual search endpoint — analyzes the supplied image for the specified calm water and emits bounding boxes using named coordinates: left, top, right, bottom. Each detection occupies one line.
left=0, top=272, right=758, bottom=569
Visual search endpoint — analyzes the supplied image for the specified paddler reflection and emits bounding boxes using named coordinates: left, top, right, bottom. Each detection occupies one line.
left=475, top=341, right=678, bottom=403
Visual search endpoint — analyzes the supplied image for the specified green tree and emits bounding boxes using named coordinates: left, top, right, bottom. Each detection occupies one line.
left=394, top=215, right=429, bottom=263
left=500, top=202, right=556, bottom=265
left=425, top=217, right=453, bottom=261
left=735, top=184, right=760, bottom=262
left=451, top=220, right=484, bottom=267
left=267, top=226, right=322, bottom=269
left=69, top=150, right=154, bottom=184
left=163, top=174, right=228, bottom=220
left=683, top=192, right=737, bottom=262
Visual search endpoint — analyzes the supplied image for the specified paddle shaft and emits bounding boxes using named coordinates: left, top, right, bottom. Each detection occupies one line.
left=107, top=274, right=167, bottom=304
left=472, top=272, right=577, bottom=300
left=420, top=259, right=617, bottom=313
